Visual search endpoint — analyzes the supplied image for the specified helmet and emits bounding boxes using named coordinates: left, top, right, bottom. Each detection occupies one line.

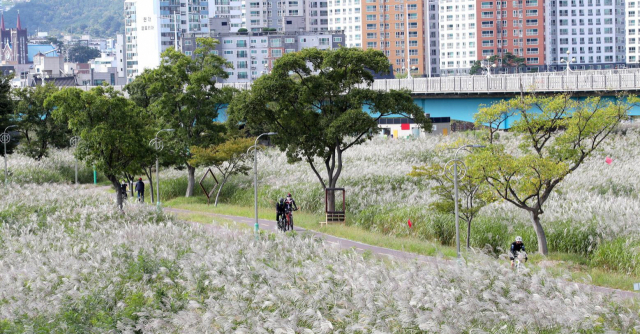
left=287, top=193, right=291, bottom=197
left=279, top=198, right=284, bottom=203
left=515, top=236, right=523, bottom=242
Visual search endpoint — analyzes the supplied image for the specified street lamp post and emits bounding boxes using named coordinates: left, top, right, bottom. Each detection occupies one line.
left=149, top=128, right=174, bottom=210
left=70, top=136, right=81, bottom=185
left=251, top=132, right=277, bottom=239
left=444, top=144, right=485, bottom=259
left=2, top=125, right=17, bottom=186
left=483, top=56, right=497, bottom=77
left=560, top=50, right=576, bottom=74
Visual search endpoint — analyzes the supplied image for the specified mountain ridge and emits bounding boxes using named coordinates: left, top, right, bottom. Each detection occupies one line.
left=3, top=0, right=123, bottom=38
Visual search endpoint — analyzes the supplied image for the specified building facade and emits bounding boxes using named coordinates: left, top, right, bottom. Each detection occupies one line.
left=328, top=0, right=362, bottom=47
left=546, top=0, right=625, bottom=71
left=124, top=0, right=211, bottom=82
left=362, top=0, right=427, bottom=75
left=181, top=30, right=345, bottom=82
left=439, top=0, right=477, bottom=76
left=0, top=13, right=28, bottom=65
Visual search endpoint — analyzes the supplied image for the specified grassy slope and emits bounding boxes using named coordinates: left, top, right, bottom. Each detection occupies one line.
left=164, top=197, right=640, bottom=292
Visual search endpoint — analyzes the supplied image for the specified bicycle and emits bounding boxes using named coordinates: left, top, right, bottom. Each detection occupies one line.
left=277, top=213, right=286, bottom=232
left=513, top=251, right=527, bottom=272
left=284, top=208, right=297, bottom=231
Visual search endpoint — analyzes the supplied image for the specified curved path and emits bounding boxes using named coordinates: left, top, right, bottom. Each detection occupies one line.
left=164, top=207, right=639, bottom=301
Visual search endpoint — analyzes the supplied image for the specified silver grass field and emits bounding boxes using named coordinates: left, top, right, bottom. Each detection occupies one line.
left=0, top=184, right=639, bottom=332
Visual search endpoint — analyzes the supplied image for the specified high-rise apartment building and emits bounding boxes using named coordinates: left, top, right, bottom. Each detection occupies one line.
left=439, top=0, right=477, bottom=75
left=626, top=0, right=640, bottom=65
left=425, top=0, right=440, bottom=76
left=182, top=30, right=345, bottom=82
left=328, top=0, right=362, bottom=47
left=546, top=0, right=625, bottom=71
left=362, top=0, right=427, bottom=75
left=477, top=0, right=545, bottom=73
left=124, top=0, right=210, bottom=82
left=210, top=0, right=328, bottom=33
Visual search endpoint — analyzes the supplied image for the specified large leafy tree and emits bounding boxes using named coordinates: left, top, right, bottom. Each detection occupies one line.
left=67, top=45, right=101, bottom=63
left=47, top=86, right=151, bottom=208
left=143, top=38, right=235, bottom=197
left=12, top=83, right=71, bottom=160
left=228, top=47, right=431, bottom=210
left=125, top=70, right=178, bottom=203
left=469, top=94, right=636, bottom=255
left=189, top=137, right=254, bottom=206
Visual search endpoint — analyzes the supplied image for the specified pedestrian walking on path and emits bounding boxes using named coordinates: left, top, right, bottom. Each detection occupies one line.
left=135, top=178, right=145, bottom=203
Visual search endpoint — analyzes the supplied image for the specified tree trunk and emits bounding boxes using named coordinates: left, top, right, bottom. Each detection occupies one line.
left=108, top=175, right=123, bottom=210
left=530, top=211, right=548, bottom=255
left=466, top=220, right=471, bottom=249
left=143, top=166, right=155, bottom=203
left=214, top=177, right=228, bottom=207
left=185, top=164, right=196, bottom=197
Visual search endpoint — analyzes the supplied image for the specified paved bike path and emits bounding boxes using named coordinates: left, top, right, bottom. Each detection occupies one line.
left=164, top=206, right=639, bottom=301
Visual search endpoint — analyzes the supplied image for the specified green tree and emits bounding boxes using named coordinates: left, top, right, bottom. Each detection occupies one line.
left=409, top=148, right=496, bottom=248
left=144, top=38, right=235, bottom=197
left=469, top=61, right=483, bottom=75
left=0, top=73, right=16, bottom=156
left=228, top=47, right=431, bottom=210
left=501, top=52, right=526, bottom=73
left=469, top=94, right=636, bottom=255
left=67, top=45, right=101, bottom=63
left=12, top=83, right=71, bottom=160
left=189, top=137, right=254, bottom=206
left=48, top=86, right=150, bottom=208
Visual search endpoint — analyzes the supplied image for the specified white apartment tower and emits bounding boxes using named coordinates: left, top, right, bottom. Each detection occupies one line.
left=426, top=0, right=440, bottom=76
left=124, top=0, right=211, bottom=82
left=626, top=0, right=640, bottom=65
left=438, top=0, right=478, bottom=76
left=328, top=0, right=361, bottom=47
left=211, top=0, right=244, bottom=32
left=545, top=0, right=625, bottom=71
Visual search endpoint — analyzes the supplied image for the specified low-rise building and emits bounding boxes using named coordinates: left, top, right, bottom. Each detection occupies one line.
left=377, top=115, right=451, bottom=137
left=181, top=30, right=345, bottom=83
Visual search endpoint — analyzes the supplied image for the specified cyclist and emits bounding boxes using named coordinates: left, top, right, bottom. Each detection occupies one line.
left=510, top=236, right=527, bottom=268
left=284, top=193, right=298, bottom=212
left=283, top=193, right=298, bottom=230
left=276, top=198, right=286, bottom=225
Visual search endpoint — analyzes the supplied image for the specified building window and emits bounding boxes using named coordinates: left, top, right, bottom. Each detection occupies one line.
left=285, top=38, right=295, bottom=43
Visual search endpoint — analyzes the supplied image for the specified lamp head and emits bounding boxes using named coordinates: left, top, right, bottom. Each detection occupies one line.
left=491, top=64, right=497, bottom=68
left=571, top=57, right=576, bottom=62
left=566, top=50, right=570, bottom=55
left=267, top=132, right=277, bottom=136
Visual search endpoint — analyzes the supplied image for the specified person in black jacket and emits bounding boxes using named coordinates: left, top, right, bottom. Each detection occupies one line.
left=510, top=236, right=527, bottom=268
left=276, top=198, right=285, bottom=221
left=135, top=178, right=145, bottom=203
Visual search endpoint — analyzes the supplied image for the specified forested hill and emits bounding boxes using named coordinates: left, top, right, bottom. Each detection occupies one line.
left=3, top=0, right=123, bottom=37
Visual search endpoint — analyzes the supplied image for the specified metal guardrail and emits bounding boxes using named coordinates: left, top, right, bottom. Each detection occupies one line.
left=217, top=71, right=640, bottom=94
left=78, top=69, right=640, bottom=95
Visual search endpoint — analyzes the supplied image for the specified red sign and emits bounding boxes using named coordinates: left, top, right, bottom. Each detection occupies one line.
left=401, top=123, right=410, bottom=130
